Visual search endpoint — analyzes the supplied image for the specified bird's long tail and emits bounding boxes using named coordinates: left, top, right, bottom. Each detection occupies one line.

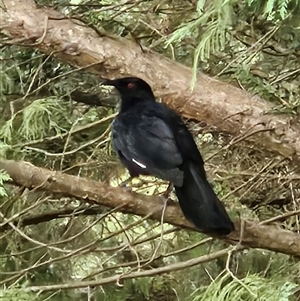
left=174, top=162, right=234, bottom=235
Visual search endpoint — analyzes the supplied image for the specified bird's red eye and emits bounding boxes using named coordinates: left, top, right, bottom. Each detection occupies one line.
left=127, top=82, right=135, bottom=89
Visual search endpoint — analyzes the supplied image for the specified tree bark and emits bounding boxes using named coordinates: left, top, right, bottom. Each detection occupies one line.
left=0, top=0, right=299, bottom=164
left=1, top=159, right=300, bottom=257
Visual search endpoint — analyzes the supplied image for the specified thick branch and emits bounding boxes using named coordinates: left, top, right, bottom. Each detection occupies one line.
left=1, top=160, right=300, bottom=257
left=0, top=0, right=299, bottom=163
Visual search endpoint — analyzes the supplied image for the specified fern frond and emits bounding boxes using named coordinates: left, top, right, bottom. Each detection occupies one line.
left=0, top=169, right=11, bottom=197
left=279, top=0, right=289, bottom=18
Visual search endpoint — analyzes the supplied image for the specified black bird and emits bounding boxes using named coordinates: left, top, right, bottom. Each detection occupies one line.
left=103, top=77, right=234, bottom=235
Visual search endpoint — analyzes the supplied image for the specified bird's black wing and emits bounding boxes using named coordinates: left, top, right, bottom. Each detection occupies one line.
left=112, top=114, right=184, bottom=186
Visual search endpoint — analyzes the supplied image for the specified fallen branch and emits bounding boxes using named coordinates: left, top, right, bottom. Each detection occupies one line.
left=1, top=160, right=300, bottom=256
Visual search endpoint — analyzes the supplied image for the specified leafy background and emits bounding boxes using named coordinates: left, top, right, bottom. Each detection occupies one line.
left=1, top=0, right=300, bottom=300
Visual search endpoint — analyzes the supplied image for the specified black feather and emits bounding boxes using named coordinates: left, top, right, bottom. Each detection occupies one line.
left=104, top=77, right=234, bottom=235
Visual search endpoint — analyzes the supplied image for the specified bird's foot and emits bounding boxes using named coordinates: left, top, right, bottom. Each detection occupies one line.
left=119, top=177, right=148, bottom=192
left=131, top=178, right=148, bottom=188
left=119, top=177, right=133, bottom=192
left=119, top=177, right=133, bottom=188
left=159, top=195, right=175, bottom=208
left=161, top=183, right=174, bottom=200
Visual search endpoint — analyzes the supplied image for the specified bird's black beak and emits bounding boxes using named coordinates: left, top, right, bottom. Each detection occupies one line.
left=101, top=79, right=115, bottom=86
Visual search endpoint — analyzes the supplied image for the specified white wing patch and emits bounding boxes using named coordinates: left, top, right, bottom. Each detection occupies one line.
left=132, top=158, right=147, bottom=169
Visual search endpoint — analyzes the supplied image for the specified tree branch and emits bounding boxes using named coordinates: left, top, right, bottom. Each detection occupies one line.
left=24, top=245, right=240, bottom=292
left=0, top=0, right=299, bottom=164
left=0, top=205, right=104, bottom=232
left=1, top=160, right=300, bottom=257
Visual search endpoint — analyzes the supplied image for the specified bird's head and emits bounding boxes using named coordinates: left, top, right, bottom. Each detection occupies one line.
left=102, top=77, right=155, bottom=100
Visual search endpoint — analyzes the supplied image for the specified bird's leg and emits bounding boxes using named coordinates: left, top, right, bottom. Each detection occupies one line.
left=118, top=176, right=135, bottom=193
left=119, top=176, right=133, bottom=188
left=159, top=194, right=168, bottom=220
left=161, top=182, right=175, bottom=204
left=157, top=183, right=176, bottom=219
left=131, top=178, right=148, bottom=188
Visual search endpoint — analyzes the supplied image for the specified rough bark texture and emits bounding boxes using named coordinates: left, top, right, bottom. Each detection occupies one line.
left=1, top=0, right=299, bottom=163
left=1, top=159, right=300, bottom=257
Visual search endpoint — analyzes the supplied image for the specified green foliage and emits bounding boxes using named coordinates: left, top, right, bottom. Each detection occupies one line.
left=0, top=170, right=11, bottom=197
left=1, top=0, right=300, bottom=300
left=189, top=273, right=297, bottom=301
left=0, top=97, right=68, bottom=144
left=0, top=142, right=11, bottom=159
left=166, top=0, right=231, bottom=86
left=247, top=0, right=300, bottom=19
left=166, top=0, right=300, bottom=89
left=0, top=288, right=38, bottom=301
left=0, top=70, right=15, bottom=97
